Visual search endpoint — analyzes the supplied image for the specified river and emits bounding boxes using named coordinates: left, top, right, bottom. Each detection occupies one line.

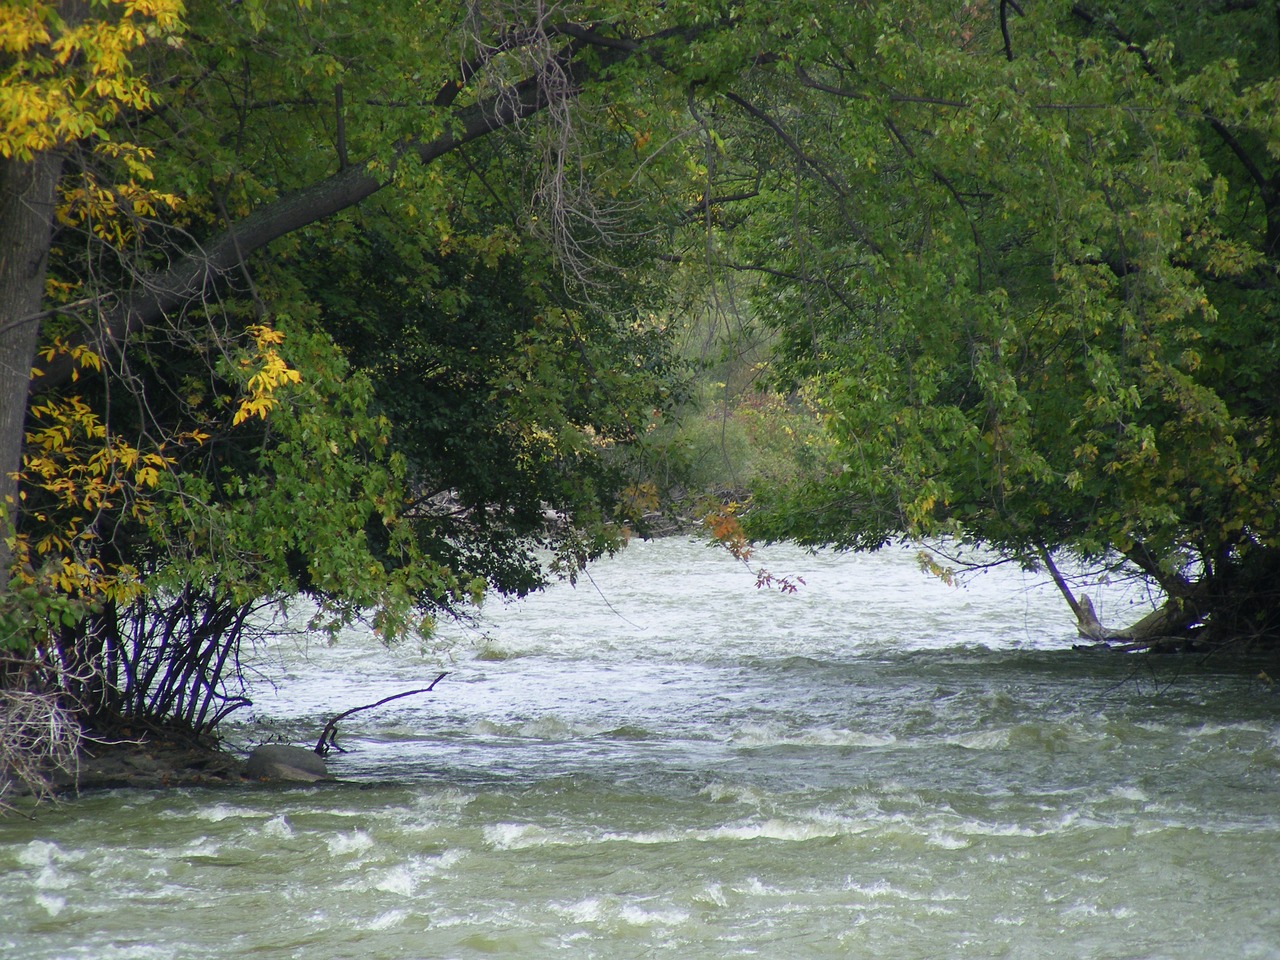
left=2, top=538, right=1278, bottom=959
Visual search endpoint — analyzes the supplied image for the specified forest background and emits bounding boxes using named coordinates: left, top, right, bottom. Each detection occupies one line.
left=2, top=0, right=1278, bottom=799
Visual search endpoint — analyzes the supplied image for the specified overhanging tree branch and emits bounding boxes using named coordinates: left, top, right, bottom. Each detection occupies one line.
left=27, top=22, right=697, bottom=395
left=723, top=90, right=883, bottom=256
left=29, top=79, right=551, bottom=394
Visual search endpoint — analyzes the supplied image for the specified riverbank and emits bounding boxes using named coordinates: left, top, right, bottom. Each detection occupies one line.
left=1, top=733, right=248, bottom=812
left=64, top=735, right=248, bottom=793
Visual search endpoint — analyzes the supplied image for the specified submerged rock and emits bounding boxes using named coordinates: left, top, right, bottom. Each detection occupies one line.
left=245, top=744, right=329, bottom=782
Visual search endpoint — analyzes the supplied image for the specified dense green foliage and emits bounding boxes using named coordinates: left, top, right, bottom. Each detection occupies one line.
left=0, top=0, right=700, bottom=733
left=678, top=0, right=1280, bottom=647
left=8, top=4, right=689, bottom=604
left=3, top=0, right=1279, bottom=756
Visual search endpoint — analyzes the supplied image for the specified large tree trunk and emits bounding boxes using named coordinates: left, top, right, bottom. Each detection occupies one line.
left=0, top=152, right=63, bottom=583
left=1071, top=594, right=1203, bottom=649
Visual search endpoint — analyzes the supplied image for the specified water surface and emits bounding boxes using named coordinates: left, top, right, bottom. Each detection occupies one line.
left=3, top=539, right=1277, bottom=959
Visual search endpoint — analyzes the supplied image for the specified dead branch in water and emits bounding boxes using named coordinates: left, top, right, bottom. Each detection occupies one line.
left=313, top=673, right=448, bottom=757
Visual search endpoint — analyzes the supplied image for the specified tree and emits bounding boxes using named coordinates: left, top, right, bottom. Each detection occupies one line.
left=0, top=0, right=717, bottom=753
left=1, top=0, right=185, bottom=578
left=691, top=0, right=1280, bottom=651
left=7, top=0, right=1271, bottom=781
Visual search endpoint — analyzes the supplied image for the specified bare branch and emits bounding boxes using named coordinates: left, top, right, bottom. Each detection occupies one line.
left=0, top=689, right=82, bottom=813
left=314, top=673, right=448, bottom=756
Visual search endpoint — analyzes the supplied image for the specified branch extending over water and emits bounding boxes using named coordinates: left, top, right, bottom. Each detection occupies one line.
left=313, top=673, right=448, bottom=757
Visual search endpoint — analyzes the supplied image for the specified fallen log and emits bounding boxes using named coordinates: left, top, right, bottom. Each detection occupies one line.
left=1039, top=546, right=1203, bottom=647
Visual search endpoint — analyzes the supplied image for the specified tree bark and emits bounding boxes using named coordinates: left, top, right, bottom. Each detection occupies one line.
left=0, top=152, right=64, bottom=582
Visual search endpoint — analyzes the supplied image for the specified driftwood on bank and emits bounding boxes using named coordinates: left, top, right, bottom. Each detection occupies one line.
left=313, top=673, right=448, bottom=757
left=1039, top=548, right=1202, bottom=651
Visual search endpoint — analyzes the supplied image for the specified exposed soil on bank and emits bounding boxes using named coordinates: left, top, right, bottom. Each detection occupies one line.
left=2, top=733, right=358, bottom=815
left=1, top=734, right=252, bottom=809
left=61, top=736, right=249, bottom=793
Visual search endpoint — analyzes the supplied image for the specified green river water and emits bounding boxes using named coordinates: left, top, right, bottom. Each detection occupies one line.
left=2, top=539, right=1277, bottom=959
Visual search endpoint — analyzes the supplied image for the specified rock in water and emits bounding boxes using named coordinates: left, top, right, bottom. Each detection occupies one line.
left=245, top=744, right=329, bottom=782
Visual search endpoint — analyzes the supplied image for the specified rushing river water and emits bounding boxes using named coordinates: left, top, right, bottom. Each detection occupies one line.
left=3, top=538, right=1279, bottom=959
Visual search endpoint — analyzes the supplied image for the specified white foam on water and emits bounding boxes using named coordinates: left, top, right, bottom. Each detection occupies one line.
left=728, top=724, right=897, bottom=748
left=18, top=838, right=73, bottom=868
left=1189, top=721, right=1269, bottom=738
left=470, top=716, right=599, bottom=740
left=35, top=861, right=72, bottom=890
left=923, top=830, right=970, bottom=850
left=186, top=802, right=258, bottom=823
left=325, top=829, right=374, bottom=856
left=15, top=841, right=81, bottom=897
left=1109, top=784, right=1149, bottom=802
left=372, top=865, right=416, bottom=897
left=359, top=908, right=409, bottom=930
left=261, top=815, right=293, bottom=838
left=949, top=818, right=1046, bottom=839
left=1059, top=900, right=1134, bottom=920
left=36, top=892, right=67, bottom=916
left=483, top=822, right=551, bottom=849
left=100, top=948, right=174, bottom=960
left=552, top=896, right=690, bottom=929
left=943, top=729, right=1011, bottom=750
left=309, top=806, right=381, bottom=819
left=402, top=847, right=464, bottom=873
left=606, top=817, right=854, bottom=845
left=409, top=787, right=473, bottom=812
left=334, top=848, right=465, bottom=897
left=841, top=879, right=922, bottom=900
left=733, top=877, right=788, bottom=897
left=698, top=781, right=769, bottom=805
left=488, top=812, right=881, bottom=851
left=685, top=818, right=853, bottom=843
left=180, top=837, right=222, bottom=857
left=692, top=883, right=728, bottom=908
left=617, top=903, right=691, bottom=927
left=556, top=897, right=604, bottom=923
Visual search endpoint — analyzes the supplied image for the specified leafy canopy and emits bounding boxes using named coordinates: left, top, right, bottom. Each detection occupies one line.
left=674, top=0, right=1280, bottom=640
